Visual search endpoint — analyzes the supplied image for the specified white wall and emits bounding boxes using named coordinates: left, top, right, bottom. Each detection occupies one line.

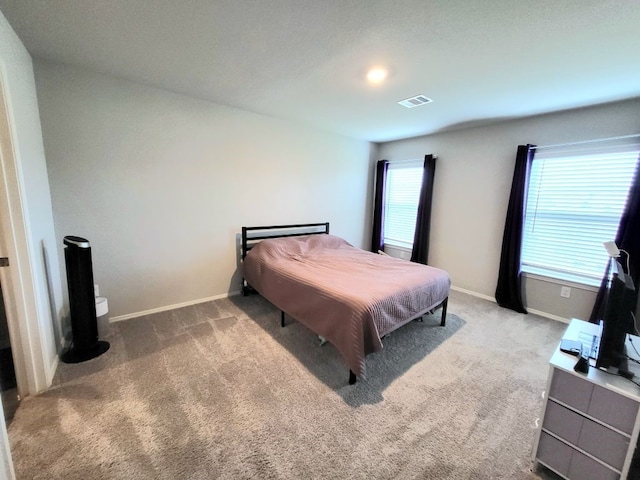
left=378, top=99, right=640, bottom=321
left=0, top=11, right=62, bottom=393
left=35, top=61, right=374, bottom=319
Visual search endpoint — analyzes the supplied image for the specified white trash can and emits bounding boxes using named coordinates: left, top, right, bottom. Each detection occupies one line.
left=95, top=297, right=110, bottom=338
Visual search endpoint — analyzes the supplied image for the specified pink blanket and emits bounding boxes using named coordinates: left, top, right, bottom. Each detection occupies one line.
left=243, top=234, right=451, bottom=377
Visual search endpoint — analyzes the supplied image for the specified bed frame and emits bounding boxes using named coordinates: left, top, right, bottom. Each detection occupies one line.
left=240, top=222, right=448, bottom=385
left=241, top=222, right=330, bottom=296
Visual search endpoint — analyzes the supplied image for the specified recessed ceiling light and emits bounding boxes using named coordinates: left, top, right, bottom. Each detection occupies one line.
left=366, top=68, right=388, bottom=84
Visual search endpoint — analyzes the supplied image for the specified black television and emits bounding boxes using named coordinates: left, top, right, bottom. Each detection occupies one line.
left=596, top=259, right=637, bottom=374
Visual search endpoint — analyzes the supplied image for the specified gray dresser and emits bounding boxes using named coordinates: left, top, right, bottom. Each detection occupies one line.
left=532, top=319, right=640, bottom=479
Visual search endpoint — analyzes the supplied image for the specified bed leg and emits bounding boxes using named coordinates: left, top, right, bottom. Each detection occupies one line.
left=349, top=370, right=357, bottom=385
left=281, top=311, right=285, bottom=328
left=440, top=297, right=448, bottom=327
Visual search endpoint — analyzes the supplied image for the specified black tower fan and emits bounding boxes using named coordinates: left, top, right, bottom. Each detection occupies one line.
left=61, top=236, right=109, bottom=363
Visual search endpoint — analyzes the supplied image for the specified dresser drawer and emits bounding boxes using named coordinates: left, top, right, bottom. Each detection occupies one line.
left=544, top=399, right=630, bottom=470
left=543, top=400, right=584, bottom=444
left=588, top=385, right=639, bottom=435
left=568, top=447, right=619, bottom=480
left=577, top=416, right=629, bottom=470
left=537, top=432, right=573, bottom=476
left=549, top=368, right=593, bottom=412
left=549, top=368, right=639, bottom=435
left=537, top=432, right=620, bottom=480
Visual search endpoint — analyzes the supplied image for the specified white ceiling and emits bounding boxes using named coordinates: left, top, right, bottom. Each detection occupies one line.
left=1, top=0, right=639, bottom=142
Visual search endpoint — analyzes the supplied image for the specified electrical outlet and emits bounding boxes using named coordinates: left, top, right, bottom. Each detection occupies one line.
left=94, top=284, right=99, bottom=297
left=560, top=286, right=571, bottom=298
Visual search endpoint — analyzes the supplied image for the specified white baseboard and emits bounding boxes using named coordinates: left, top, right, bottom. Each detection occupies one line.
left=450, top=285, right=569, bottom=324
left=451, top=285, right=495, bottom=303
left=525, top=308, right=570, bottom=324
left=111, top=285, right=570, bottom=325
left=110, top=290, right=241, bottom=323
left=46, top=354, right=60, bottom=387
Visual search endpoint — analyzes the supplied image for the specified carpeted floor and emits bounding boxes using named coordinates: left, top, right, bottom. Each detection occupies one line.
left=8, top=290, right=566, bottom=479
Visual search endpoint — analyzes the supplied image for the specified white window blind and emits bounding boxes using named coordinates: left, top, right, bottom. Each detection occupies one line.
left=383, top=160, right=423, bottom=249
left=521, top=144, right=639, bottom=286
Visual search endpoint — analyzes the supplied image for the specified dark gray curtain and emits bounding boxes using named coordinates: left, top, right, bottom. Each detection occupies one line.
left=495, top=144, right=536, bottom=313
left=371, top=160, right=389, bottom=252
left=589, top=154, right=640, bottom=323
left=410, top=154, right=436, bottom=264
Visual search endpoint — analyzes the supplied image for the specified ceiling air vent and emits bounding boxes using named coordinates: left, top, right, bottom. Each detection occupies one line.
left=397, top=95, right=433, bottom=108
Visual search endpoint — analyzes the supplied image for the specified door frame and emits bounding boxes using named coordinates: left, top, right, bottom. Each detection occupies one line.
left=0, top=60, right=49, bottom=398
left=0, top=61, right=27, bottom=480
left=0, top=64, right=28, bottom=400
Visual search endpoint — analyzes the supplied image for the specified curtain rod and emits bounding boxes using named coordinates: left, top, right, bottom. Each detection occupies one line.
left=531, top=133, right=640, bottom=151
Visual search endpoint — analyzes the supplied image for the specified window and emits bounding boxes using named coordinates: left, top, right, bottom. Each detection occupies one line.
left=383, top=160, right=422, bottom=249
left=521, top=144, right=639, bottom=286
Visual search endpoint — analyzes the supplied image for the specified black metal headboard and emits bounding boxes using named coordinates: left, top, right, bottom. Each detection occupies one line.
left=241, top=222, right=330, bottom=260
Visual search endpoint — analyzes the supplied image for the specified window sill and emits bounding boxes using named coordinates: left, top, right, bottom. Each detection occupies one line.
left=521, top=271, right=599, bottom=292
left=383, top=244, right=412, bottom=260
left=383, top=241, right=413, bottom=251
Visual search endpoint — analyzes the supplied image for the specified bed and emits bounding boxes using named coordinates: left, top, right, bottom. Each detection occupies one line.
left=241, top=223, right=451, bottom=384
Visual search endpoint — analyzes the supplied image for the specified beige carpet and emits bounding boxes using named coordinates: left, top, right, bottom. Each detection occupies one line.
left=8, top=290, right=565, bottom=479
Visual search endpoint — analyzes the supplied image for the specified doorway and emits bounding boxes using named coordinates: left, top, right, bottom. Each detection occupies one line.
left=0, top=66, right=28, bottom=424
left=0, top=282, right=18, bottom=423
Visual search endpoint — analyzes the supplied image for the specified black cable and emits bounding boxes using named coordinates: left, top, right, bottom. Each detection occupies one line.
left=600, top=364, right=640, bottom=388
left=632, top=312, right=640, bottom=336
left=630, top=337, right=640, bottom=359
left=626, top=338, right=640, bottom=367
left=626, top=376, right=640, bottom=388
